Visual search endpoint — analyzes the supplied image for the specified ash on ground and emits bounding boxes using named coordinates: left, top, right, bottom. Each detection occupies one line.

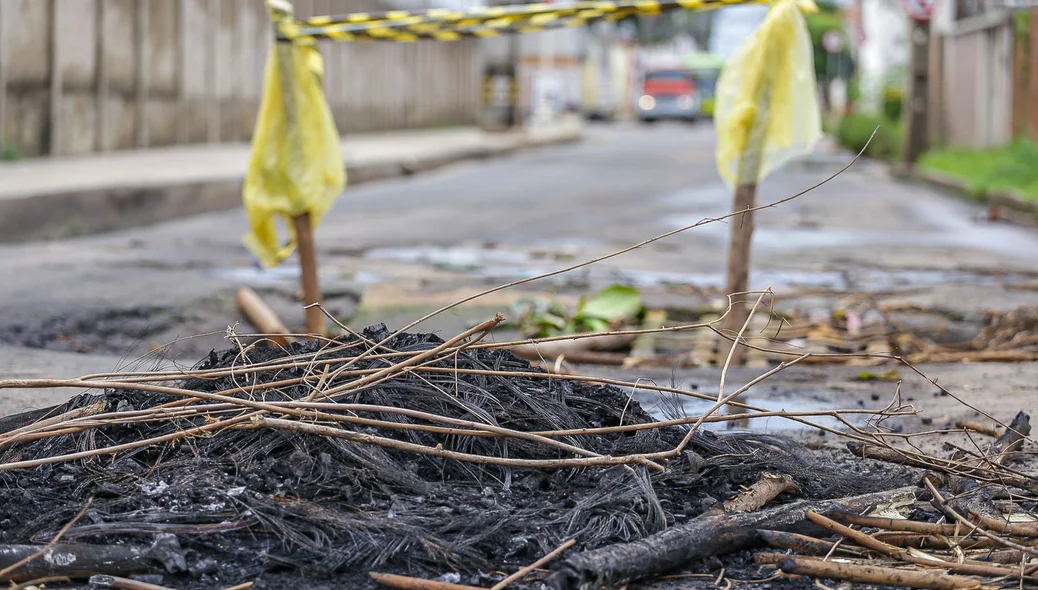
left=0, top=325, right=917, bottom=589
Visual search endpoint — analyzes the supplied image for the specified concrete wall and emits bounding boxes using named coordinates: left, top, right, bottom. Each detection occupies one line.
left=0, top=0, right=483, bottom=157
left=933, top=11, right=1014, bottom=148
left=516, top=28, right=584, bottom=118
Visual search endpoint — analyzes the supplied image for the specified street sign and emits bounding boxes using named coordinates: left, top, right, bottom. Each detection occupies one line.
left=822, top=30, right=844, bottom=54
left=902, top=0, right=937, bottom=22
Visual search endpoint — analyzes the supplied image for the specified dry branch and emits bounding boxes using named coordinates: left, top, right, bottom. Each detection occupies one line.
left=543, top=486, right=917, bottom=589
left=776, top=557, right=981, bottom=590
left=88, top=575, right=179, bottom=590
left=828, top=511, right=961, bottom=535
left=0, top=537, right=184, bottom=583
left=757, top=530, right=862, bottom=556
left=805, top=511, right=902, bottom=557
left=490, top=539, right=575, bottom=590
left=715, top=473, right=801, bottom=514
left=846, top=441, right=1038, bottom=494
left=955, top=420, right=1001, bottom=438
left=235, top=287, right=293, bottom=347
left=370, top=572, right=483, bottom=589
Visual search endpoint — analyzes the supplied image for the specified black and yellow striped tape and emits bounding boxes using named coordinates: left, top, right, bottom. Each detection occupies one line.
left=276, top=0, right=765, bottom=43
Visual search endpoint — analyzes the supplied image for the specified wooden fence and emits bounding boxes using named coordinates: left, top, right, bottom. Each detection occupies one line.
left=0, top=0, right=483, bottom=158
left=931, top=10, right=1015, bottom=148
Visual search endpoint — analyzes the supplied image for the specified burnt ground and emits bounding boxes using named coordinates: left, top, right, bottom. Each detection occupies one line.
left=0, top=286, right=360, bottom=360
left=0, top=326, right=929, bottom=590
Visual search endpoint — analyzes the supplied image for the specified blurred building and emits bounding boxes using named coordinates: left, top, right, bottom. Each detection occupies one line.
left=579, top=21, right=638, bottom=120
left=0, top=0, right=485, bottom=157
left=853, top=0, right=909, bottom=114
left=708, top=4, right=768, bottom=59
left=929, top=0, right=1022, bottom=147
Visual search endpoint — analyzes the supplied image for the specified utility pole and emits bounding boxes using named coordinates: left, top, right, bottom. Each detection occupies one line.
left=902, top=0, right=935, bottom=164
left=481, top=0, right=521, bottom=131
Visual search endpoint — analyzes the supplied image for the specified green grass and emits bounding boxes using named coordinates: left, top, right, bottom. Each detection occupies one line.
left=834, top=113, right=904, bottom=161
left=920, top=141, right=1038, bottom=202
left=0, top=141, right=21, bottom=162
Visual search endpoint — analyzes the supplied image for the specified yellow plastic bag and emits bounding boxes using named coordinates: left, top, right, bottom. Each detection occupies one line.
left=242, top=39, right=346, bottom=268
left=714, top=0, right=821, bottom=190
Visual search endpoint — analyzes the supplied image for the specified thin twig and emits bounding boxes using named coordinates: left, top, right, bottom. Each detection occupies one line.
left=0, top=497, right=93, bottom=579
left=490, top=539, right=576, bottom=589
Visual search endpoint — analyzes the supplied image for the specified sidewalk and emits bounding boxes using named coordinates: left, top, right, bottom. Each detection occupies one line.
left=0, top=122, right=583, bottom=243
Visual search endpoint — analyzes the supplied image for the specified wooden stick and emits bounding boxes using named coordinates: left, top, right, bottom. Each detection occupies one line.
left=846, top=441, right=1038, bottom=494
left=955, top=420, right=1001, bottom=438
left=828, top=511, right=961, bottom=535
left=757, top=530, right=862, bottom=556
left=491, top=539, right=576, bottom=589
left=88, top=575, right=178, bottom=590
left=777, top=557, right=981, bottom=590
left=252, top=417, right=665, bottom=470
left=967, top=511, right=1038, bottom=538
left=293, top=212, right=324, bottom=336
left=805, top=511, right=902, bottom=557
left=870, top=531, right=996, bottom=549
left=369, top=572, right=483, bottom=589
left=719, top=183, right=757, bottom=369
left=907, top=350, right=1038, bottom=363
left=810, top=510, right=1035, bottom=578
left=0, top=499, right=93, bottom=581
left=235, top=287, right=293, bottom=347
left=715, top=473, right=800, bottom=514
left=543, top=485, right=917, bottom=590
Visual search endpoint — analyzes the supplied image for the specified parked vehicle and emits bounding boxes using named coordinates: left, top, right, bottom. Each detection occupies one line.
left=635, top=69, right=700, bottom=123
left=684, top=53, right=725, bottom=118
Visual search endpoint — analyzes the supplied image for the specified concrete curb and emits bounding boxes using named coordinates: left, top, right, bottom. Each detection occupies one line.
left=0, top=128, right=583, bottom=243
left=908, top=168, right=1038, bottom=220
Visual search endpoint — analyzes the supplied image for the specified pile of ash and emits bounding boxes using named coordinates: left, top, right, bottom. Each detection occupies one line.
left=0, top=325, right=915, bottom=589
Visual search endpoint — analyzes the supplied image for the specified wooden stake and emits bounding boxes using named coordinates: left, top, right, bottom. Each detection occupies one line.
left=235, top=287, right=293, bottom=347
left=267, top=2, right=323, bottom=338
left=903, top=18, right=930, bottom=164
left=293, top=212, right=325, bottom=336
left=721, top=183, right=756, bottom=363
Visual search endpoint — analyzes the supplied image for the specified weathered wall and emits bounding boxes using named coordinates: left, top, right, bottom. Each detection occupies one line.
left=1011, top=9, right=1038, bottom=141
left=934, top=11, right=1014, bottom=148
left=0, top=0, right=483, bottom=157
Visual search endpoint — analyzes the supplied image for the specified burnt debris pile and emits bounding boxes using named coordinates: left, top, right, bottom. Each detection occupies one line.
left=0, top=325, right=920, bottom=588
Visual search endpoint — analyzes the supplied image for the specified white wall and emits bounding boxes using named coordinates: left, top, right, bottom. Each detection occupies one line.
left=856, top=0, right=909, bottom=113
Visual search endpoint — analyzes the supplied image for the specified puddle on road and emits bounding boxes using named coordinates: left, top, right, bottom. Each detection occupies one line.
left=208, top=265, right=304, bottom=285
left=661, top=183, right=1038, bottom=262
left=631, top=390, right=860, bottom=432
left=208, top=265, right=383, bottom=286
left=364, top=246, right=535, bottom=269
left=362, top=245, right=1031, bottom=292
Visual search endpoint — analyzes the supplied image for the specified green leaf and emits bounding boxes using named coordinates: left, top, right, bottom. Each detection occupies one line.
left=538, top=314, right=568, bottom=330
left=578, top=285, right=643, bottom=322
left=580, top=317, right=611, bottom=333
left=851, top=369, right=901, bottom=382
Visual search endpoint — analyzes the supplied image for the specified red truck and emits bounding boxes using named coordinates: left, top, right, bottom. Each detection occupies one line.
left=635, top=69, right=701, bottom=123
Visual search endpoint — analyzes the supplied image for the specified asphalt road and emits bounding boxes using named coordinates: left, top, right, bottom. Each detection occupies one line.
left=4, top=122, right=1037, bottom=318
left=3, top=122, right=1038, bottom=416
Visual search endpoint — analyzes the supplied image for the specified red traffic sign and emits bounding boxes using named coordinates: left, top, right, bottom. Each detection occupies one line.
left=902, top=0, right=937, bottom=22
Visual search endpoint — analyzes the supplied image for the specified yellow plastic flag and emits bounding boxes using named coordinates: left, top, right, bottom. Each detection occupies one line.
left=243, top=13, right=346, bottom=268
left=714, top=0, right=821, bottom=190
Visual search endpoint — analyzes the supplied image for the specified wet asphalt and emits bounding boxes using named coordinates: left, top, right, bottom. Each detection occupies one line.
left=2, top=122, right=1038, bottom=418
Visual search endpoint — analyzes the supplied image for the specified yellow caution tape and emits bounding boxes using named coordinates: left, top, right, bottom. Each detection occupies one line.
left=714, top=0, right=821, bottom=189
left=282, top=0, right=766, bottom=43
left=243, top=1, right=346, bottom=268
